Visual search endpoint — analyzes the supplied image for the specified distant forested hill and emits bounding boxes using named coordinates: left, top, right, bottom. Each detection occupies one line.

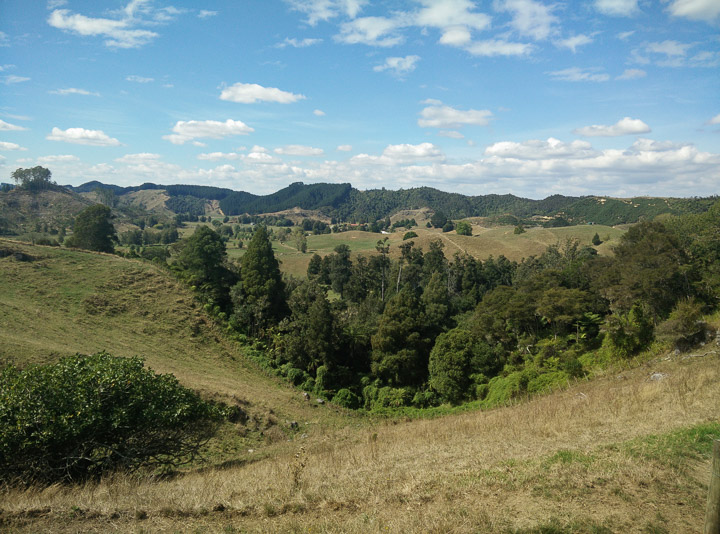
left=66, top=180, right=716, bottom=225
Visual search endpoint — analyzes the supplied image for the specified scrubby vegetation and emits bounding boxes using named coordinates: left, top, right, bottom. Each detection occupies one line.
left=0, top=352, right=225, bottom=485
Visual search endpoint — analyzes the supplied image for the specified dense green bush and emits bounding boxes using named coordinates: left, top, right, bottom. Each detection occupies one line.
left=0, top=352, right=223, bottom=485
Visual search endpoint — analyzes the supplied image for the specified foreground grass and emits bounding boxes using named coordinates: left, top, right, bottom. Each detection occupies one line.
left=1, top=349, right=718, bottom=533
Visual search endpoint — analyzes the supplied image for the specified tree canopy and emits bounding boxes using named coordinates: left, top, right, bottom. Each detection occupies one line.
left=69, top=204, right=117, bottom=253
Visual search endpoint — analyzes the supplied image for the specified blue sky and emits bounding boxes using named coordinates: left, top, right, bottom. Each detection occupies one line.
left=0, top=0, right=718, bottom=198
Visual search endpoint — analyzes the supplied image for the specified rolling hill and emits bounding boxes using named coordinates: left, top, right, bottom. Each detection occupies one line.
left=1, top=238, right=719, bottom=532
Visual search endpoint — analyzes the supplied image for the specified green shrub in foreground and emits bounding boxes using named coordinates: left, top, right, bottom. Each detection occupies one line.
left=0, top=352, right=223, bottom=485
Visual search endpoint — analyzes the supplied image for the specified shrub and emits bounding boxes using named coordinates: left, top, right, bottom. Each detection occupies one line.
left=403, top=231, right=418, bottom=240
left=331, top=388, right=361, bottom=409
left=0, top=352, right=223, bottom=485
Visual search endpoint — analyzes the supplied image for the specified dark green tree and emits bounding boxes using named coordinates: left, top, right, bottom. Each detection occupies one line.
left=232, top=226, right=287, bottom=335
left=430, top=210, right=447, bottom=228
left=328, top=244, right=352, bottom=298
left=69, top=204, right=117, bottom=253
left=455, top=221, right=472, bottom=236
left=11, top=166, right=58, bottom=191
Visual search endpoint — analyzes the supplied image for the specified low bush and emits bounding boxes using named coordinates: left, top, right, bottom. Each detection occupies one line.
left=0, top=352, right=223, bottom=485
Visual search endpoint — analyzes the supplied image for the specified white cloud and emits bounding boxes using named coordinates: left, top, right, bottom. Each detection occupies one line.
left=243, top=151, right=282, bottom=164
left=0, top=141, right=26, bottom=151
left=573, top=117, right=651, bottom=137
left=667, top=0, right=720, bottom=20
left=595, top=0, right=639, bottom=16
left=617, top=68, right=646, bottom=79
left=37, top=154, right=80, bottom=164
left=49, top=87, right=99, bottom=96
left=438, top=130, right=465, bottom=139
left=337, top=144, right=353, bottom=151
left=197, top=152, right=242, bottom=161
left=0, top=32, right=8, bottom=47
left=278, top=37, right=323, bottom=48
left=251, top=145, right=269, bottom=153
left=2, top=75, right=30, bottom=85
left=617, top=30, right=635, bottom=40
left=383, top=142, right=444, bottom=162
left=163, top=119, right=254, bottom=145
left=438, top=26, right=472, bottom=46
left=115, top=153, right=162, bottom=163
left=313, top=109, right=326, bottom=116
left=464, top=39, right=534, bottom=57
left=286, top=0, right=368, bottom=25
left=47, top=8, right=159, bottom=48
left=629, top=40, right=720, bottom=68
left=494, top=0, right=558, bottom=40
left=373, top=55, right=420, bottom=75
left=555, top=34, right=594, bottom=53
left=335, top=16, right=405, bottom=47
left=548, top=67, right=610, bottom=82
left=198, top=10, right=218, bottom=18
left=274, top=145, right=325, bottom=156
left=708, top=113, right=720, bottom=125
left=47, top=127, right=122, bottom=146
left=219, top=82, right=306, bottom=104
left=484, top=138, right=596, bottom=159
left=126, top=75, right=154, bottom=83
left=418, top=101, right=492, bottom=129
left=0, top=119, right=28, bottom=131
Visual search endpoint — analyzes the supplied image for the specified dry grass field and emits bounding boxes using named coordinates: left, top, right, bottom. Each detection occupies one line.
left=1, top=238, right=718, bottom=533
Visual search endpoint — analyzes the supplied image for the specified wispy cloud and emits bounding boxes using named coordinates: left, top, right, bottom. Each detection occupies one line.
left=126, top=75, right=154, bottom=83
left=49, top=87, right=100, bottom=96
left=0, top=119, right=28, bottom=131
left=277, top=37, right=323, bottom=48
left=373, top=55, right=420, bottom=76
left=547, top=67, right=610, bottom=82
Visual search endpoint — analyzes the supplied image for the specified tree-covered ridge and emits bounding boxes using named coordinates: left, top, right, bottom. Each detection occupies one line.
left=67, top=180, right=716, bottom=226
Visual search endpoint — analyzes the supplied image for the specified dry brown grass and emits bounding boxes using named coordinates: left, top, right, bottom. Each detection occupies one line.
left=2, top=351, right=718, bottom=533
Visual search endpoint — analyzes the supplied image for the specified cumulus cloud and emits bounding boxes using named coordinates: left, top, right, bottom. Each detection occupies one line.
left=313, top=109, right=326, bottom=116
left=594, top=0, right=639, bottom=16
left=47, top=127, right=122, bottom=146
left=383, top=142, right=444, bottom=162
left=484, top=138, right=596, bottom=159
left=337, top=144, right=353, bottom=151
left=547, top=67, right=610, bottom=82
left=418, top=101, right=492, bottom=129
left=243, top=151, right=282, bottom=164
left=0, top=119, right=27, bottom=131
left=373, top=55, right=420, bottom=75
left=415, top=0, right=491, bottom=45
left=163, top=119, right=254, bottom=145
left=274, top=145, right=325, bottom=156
left=708, top=113, right=720, bottom=125
left=0, top=141, right=26, bottom=151
left=666, top=0, right=720, bottom=20
left=438, top=130, right=465, bottom=139
left=573, top=117, right=651, bottom=137
left=219, top=82, right=306, bottom=104
left=198, top=10, right=218, bottom=18
left=49, top=87, right=100, bottom=96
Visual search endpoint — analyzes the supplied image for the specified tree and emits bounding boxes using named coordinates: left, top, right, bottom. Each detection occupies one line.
left=291, top=226, right=307, bottom=253
left=428, top=329, right=474, bottom=404
left=430, top=211, right=447, bottom=228
left=328, top=244, right=352, bottom=298
left=11, top=166, right=58, bottom=192
left=175, top=226, right=235, bottom=308
left=456, top=221, right=472, bottom=236
left=232, top=226, right=287, bottom=335
left=592, top=233, right=601, bottom=246
left=69, top=204, right=117, bottom=253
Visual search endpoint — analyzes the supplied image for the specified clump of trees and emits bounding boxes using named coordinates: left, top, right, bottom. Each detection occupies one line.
left=0, top=352, right=225, bottom=485
left=11, top=166, right=63, bottom=192
left=65, top=204, right=117, bottom=253
left=164, top=199, right=720, bottom=412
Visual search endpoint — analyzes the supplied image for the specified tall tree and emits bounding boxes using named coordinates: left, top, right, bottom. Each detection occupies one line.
left=11, top=166, right=57, bottom=192
left=69, top=204, right=117, bottom=253
left=232, top=226, right=287, bottom=335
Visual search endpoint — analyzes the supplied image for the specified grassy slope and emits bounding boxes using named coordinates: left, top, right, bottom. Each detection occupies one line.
left=1, top=238, right=718, bottom=533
